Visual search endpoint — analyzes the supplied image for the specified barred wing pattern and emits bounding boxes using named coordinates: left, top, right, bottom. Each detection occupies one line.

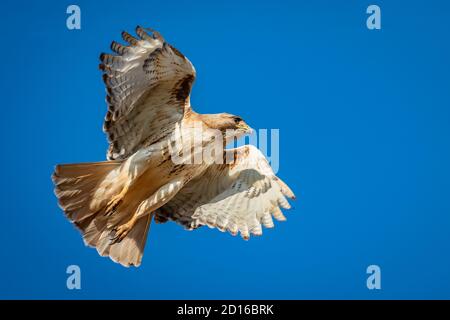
left=155, top=145, right=295, bottom=240
left=99, top=27, right=196, bottom=160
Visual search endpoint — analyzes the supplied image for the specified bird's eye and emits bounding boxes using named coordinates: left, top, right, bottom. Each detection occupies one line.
left=234, top=117, right=242, bottom=124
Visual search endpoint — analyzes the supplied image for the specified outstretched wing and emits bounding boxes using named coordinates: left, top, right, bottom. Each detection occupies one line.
left=155, top=145, right=295, bottom=240
left=99, top=27, right=196, bottom=160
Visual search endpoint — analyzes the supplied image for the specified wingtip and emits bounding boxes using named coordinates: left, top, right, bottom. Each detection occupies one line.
left=52, top=164, right=61, bottom=177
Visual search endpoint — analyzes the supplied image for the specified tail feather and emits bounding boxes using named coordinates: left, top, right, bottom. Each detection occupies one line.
left=52, top=161, right=152, bottom=267
left=108, top=214, right=152, bottom=266
left=53, top=161, right=121, bottom=222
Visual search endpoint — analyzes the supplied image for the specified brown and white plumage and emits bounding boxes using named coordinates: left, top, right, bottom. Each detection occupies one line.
left=155, top=145, right=295, bottom=240
left=100, top=27, right=196, bottom=160
left=52, top=27, right=295, bottom=267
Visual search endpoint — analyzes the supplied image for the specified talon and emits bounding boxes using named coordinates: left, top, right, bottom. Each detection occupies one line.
left=104, top=195, right=123, bottom=216
left=110, top=222, right=133, bottom=244
left=109, top=233, right=119, bottom=243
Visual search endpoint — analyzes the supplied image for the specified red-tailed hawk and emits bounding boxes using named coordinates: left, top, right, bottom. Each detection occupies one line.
left=52, top=27, right=295, bottom=267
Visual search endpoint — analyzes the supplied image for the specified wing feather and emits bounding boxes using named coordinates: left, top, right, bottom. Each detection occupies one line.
left=99, top=27, right=196, bottom=160
left=155, top=145, right=295, bottom=240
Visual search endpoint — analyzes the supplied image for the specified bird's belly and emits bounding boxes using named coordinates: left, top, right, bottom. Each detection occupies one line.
left=121, top=138, right=211, bottom=209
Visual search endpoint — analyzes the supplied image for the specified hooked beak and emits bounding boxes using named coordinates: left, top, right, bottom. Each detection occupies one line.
left=237, top=123, right=253, bottom=134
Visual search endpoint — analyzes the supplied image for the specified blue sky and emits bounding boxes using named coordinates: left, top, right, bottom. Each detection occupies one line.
left=1, top=0, right=450, bottom=299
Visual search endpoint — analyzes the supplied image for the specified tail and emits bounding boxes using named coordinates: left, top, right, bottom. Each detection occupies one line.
left=52, top=161, right=152, bottom=267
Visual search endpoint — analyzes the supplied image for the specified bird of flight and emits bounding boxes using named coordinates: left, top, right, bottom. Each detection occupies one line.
left=52, top=27, right=295, bottom=267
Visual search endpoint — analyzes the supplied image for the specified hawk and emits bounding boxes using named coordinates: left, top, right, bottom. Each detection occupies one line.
left=52, top=27, right=295, bottom=267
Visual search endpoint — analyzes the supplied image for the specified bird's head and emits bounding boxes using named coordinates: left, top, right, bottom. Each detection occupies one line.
left=201, top=113, right=253, bottom=139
